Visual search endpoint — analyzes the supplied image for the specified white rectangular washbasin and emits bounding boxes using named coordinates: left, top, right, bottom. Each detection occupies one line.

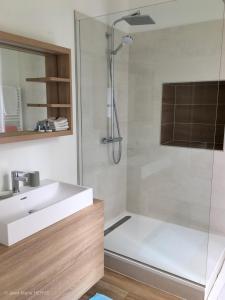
left=0, top=179, right=93, bottom=246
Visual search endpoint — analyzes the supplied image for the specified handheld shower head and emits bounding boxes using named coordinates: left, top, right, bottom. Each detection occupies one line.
left=121, top=35, right=134, bottom=45
left=111, top=35, right=134, bottom=55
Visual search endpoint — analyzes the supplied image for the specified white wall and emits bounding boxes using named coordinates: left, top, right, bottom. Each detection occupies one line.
left=0, top=0, right=159, bottom=191
left=0, top=0, right=77, bottom=190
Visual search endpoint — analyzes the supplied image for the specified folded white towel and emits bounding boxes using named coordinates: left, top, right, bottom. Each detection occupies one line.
left=37, top=117, right=69, bottom=132
left=49, top=120, right=68, bottom=126
left=49, top=122, right=68, bottom=128
left=47, top=117, right=69, bottom=132
left=53, top=127, right=69, bottom=130
left=48, top=117, right=68, bottom=125
left=50, top=127, right=69, bottom=131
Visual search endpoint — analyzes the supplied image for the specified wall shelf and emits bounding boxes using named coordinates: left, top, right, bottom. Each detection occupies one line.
left=27, top=103, right=71, bottom=108
left=0, top=30, right=73, bottom=144
left=26, top=77, right=71, bottom=83
left=0, top=130, right=72, bottom=144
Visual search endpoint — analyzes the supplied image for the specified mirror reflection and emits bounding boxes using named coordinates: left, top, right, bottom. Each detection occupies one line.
left=0, top=47, right=46, bottom=133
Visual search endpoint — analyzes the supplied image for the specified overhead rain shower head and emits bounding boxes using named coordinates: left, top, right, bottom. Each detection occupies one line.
left=121, top=35, right=134, bottom=45
left=113, top=10, right=155, bottom=27
left=110, top=10, right=154, bottom=55
left=123, top=13, right=155, bottom=26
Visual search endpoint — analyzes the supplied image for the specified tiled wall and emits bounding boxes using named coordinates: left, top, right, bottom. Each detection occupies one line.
left=127, top=20, right=223, bottom=231
left=161, top=82, right=225, bottom=150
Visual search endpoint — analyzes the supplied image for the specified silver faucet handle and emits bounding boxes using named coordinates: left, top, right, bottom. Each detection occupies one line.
left=11, top=171, right=29, bottom=182
left=11, top=170, right=40, bottom=193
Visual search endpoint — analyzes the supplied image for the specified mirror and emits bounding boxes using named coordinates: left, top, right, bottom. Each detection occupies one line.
left=0, top=30, right=72, bottom=143
left=0, top=47, right=47, bottom=133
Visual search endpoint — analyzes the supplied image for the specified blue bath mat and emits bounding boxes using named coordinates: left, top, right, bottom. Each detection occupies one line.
left=90, top=293, right=112, bottom=300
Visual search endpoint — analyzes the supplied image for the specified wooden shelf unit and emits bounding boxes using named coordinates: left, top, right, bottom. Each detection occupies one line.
left=0, top=130, right=73, bottom=143
left=26, top=77, right=71, bottom=83
left=27, top=103, right=71, bottom=108
left=0, top=30, right=73, bottom=144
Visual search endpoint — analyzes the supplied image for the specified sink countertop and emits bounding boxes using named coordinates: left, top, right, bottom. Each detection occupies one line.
left=0, top=179, right=93, bottom=246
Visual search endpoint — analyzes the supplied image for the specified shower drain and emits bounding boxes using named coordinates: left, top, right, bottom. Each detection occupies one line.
left=104, top=216, right=131, bottom=236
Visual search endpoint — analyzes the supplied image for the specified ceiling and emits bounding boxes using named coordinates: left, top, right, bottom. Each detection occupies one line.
left=79, top=0, right=224, bottom=33
left=75, top=0, right=173, bottom=20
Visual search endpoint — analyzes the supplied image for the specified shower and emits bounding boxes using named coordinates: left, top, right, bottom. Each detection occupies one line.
left=78, top=1, right=225, bottom=298
left=102, top=11, right=155, bottom=164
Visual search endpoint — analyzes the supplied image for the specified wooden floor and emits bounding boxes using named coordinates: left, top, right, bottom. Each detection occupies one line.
left=80, top=268, right=180, bottom=300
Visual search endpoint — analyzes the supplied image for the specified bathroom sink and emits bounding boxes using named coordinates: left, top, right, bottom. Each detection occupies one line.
left=0, top=180, right=93, bottom=246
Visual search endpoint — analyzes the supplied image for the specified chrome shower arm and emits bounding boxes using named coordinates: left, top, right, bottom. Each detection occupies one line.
left=112, top=11, right=141, bottom=27
left=112, top=18, right=124, bottom=27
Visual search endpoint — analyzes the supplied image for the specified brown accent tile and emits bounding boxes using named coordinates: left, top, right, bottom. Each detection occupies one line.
left=192, top=105, right=217, bottom=124
left=175, top=105, right=192, bottom=123
left=174, top=124, right=191, bottom=141
left=161, top=124, right=173, bottom=144
left=174, top=82, right=195, bottom=86
left=162, top=84, right=175, bottom=104
left=191, top=124, right=215, bottom=143
left=161, top=81, right=225, bottom=150
left=193, top=84, right=218, bottom=105
left=189, top=141, right=213, bottom=150
left=176, top=85, right=194, bottom=104
left=215, top=125, right=225, bottom=144
left=189, top=142, right=223, bottom=150
left=218, top=84, right=225, bottom=104
left=216, top=105, right=225, bottom=124
left=192, top=81, right=217, bottom=86
left=161, top=104, right=174, bottom=124
left=214, top=144, right=224, bottom=150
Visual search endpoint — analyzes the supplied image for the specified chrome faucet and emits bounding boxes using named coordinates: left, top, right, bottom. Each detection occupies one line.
left=11, top=171, right=40, bottom=193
